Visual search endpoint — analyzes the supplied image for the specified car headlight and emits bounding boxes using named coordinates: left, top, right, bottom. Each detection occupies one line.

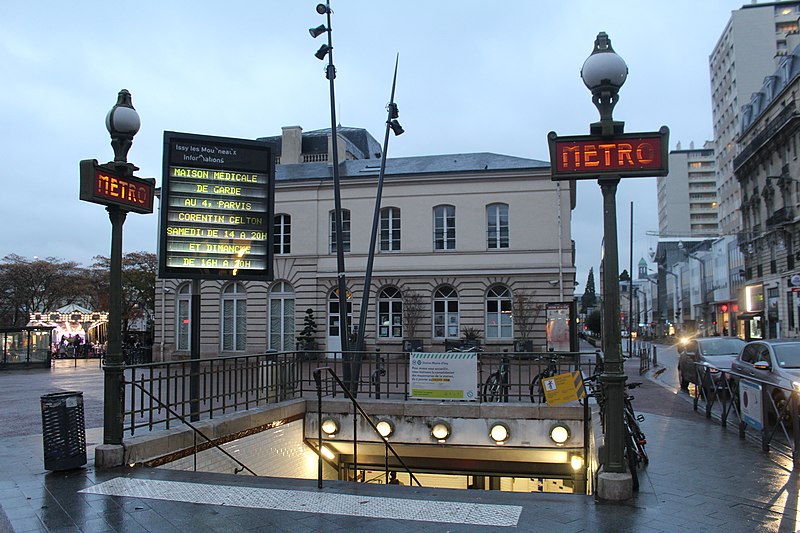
left=792, top=381, right=800, bottom=392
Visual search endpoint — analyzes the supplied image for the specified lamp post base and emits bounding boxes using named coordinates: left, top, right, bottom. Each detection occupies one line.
left=596, top=466, right=633, bottom=501
left=95, top=444, right=124, bottom=468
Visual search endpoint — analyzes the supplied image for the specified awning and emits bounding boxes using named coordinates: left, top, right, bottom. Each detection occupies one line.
left=736, top=311, right=763, bottom=320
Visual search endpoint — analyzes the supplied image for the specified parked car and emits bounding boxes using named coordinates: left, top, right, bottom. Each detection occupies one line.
left=678, top=336, right=745, bottom=390
left=730, top=339, right=800, bottom=425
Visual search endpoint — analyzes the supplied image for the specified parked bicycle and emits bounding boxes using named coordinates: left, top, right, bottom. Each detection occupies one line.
left=529, top=354, right=560, bottom=403
left=586, top=375, right=648, bottom=491
left=482, top=354, right=510, bottom=402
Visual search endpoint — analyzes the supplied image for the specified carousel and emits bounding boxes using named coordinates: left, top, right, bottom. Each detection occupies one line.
left=28, top=304, right=108, bottom=359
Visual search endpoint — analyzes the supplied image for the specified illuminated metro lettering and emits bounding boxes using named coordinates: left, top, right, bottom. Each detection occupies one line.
left=557, top=138, right=661, bottom=173
left=95, top=173, right=150, bottom=206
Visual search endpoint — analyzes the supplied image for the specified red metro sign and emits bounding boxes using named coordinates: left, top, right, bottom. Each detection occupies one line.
left=547, top=127, right=669, bottom=180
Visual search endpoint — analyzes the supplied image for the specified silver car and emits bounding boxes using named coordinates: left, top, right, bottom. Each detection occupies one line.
left=730, top=339, right=800, bottom=423
left=678, top=337, right=745, bottom=390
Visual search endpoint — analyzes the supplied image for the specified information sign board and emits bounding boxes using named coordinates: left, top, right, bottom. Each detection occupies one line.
left=542, top=371, right=586, bottom=406
left=409, top=352, right=478, bottom=400
left=740, top=379, right=763, bottom=431
left=159, top=132, right=274, bottom=280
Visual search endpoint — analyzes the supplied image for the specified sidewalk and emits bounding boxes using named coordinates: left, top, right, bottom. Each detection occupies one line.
left=1, top=354, right=798, bottom=531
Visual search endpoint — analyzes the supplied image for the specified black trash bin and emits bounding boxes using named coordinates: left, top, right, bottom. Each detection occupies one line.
left=41, top=391, right=87, bottom=471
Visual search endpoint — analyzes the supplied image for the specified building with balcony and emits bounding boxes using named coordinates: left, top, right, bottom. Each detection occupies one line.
left=734, top=43, right=800, bottom=339
left=154, top=126, right=576, bottom=360
left=711, top=1, right=800, bottom=236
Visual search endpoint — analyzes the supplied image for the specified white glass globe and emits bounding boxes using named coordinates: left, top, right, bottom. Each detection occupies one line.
left=581, top=51, right=628, bottom=90
left=106, top=105, right=141, bottom=135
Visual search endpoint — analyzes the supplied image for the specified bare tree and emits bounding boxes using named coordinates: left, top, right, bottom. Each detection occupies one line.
left=89, top=252, right=157, bottom=337
left=401, top=289, right=425, bottom=339
left=512, top=289, right=544, bottom=340
left=0, top=255, right=87, bottom=326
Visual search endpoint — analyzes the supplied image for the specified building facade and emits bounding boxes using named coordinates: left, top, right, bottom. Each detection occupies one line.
left=657, top=141, right=719, bottom=237
left=711, top=1, right=800, bottom=236
left=734, top=44, right=800, bottom=340
left=154, top=126, right=576, bottom=360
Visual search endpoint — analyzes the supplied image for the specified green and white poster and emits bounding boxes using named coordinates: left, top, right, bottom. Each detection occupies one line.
left=410, top=352, right=478, bottom=400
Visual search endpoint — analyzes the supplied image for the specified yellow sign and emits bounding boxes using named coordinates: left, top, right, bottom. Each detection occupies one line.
left=542, top=371, right=586, bottom=406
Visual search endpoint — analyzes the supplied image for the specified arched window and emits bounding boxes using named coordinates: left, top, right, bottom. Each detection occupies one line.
left=221, top=282, right=247, bottom=351
left=486, top=203, right=509, bottom=249
left=433, top=205, right=456, bottom=250
left=380, top=207, right=401, bottom=251
left=486, top=285, right=513, bottom=339
left=329, top=209, right=351, bottom=253
left=269, top=282, right=295, bottom=351
left=274, top=214, right=291, bottom=255
left=433, top=286, right=459, bottom=339
left=175, top=283, right=192, bottom=351
left=378, top=287, right=403, bottom=338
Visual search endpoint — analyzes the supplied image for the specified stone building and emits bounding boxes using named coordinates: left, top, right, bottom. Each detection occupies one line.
left=154, top=126, right=576, bottom=360
left=734, top=44, right=800, bottom=339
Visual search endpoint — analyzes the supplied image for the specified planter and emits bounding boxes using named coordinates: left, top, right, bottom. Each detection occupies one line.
left=402, top=339, right=424, bottom=353
left=514, top=339, right=534, bottom=353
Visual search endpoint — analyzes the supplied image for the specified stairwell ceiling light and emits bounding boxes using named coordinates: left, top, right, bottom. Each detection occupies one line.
left=431, top=421, right=451, bottom=442
left=489, top=422, right=509, bottom=444
left=321, top=417, right=339, bottom=436
left=571, top=454, right=584, bottom=471
left=550, top=424, right=570, bottom=445
left=376, top=420, right=394, bottom=438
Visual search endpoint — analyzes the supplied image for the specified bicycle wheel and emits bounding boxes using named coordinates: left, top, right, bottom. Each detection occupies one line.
left=624, top=404, right=649, bottom=466
left=624, top=422, right=640, bottom=491
left=530, top=374, right=547, bottom=403
left=483, top=374, right=503, bottom=402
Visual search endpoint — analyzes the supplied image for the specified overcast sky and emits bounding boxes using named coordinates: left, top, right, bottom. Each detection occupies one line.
left=1, top=1, right=749, bottom=287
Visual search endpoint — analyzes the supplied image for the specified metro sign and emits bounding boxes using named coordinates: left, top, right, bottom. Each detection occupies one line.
left=79, top=159, right=155, bottom=214
left=547, top=127, right=669, bottom=180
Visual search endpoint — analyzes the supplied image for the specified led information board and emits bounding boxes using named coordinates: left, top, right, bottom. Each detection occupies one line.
left=159, top=131, right=274, bottom=280
left=79, top=159, right=155, bottom=214
left=547, top=126, right=669, bottom=180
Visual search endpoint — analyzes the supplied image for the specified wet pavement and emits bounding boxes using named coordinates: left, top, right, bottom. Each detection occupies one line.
left=1, top=348, right=800, bottom=532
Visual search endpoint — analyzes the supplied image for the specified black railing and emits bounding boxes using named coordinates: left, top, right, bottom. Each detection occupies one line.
left=120, top=349, right=601, bottom=436
left=688, top=362, right=800, bottom=470
left=128, top=380, right=257, bottom=476
left=313, top=366, right=421, bottom=489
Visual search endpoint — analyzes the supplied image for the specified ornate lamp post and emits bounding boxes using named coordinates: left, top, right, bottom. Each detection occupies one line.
left=104, top=90, right=140, bottom=446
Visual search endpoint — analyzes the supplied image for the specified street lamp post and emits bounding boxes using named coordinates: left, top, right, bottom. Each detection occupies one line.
left=580, top=32, right=629, bottom=481
left=311, top=1, right=352, bottom=390
left=103, top=89, right=140, bottom=446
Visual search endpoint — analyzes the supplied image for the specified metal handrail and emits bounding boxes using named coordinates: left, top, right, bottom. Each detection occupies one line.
left=688, top=362, right=800, bottom=470
left=127, top=380, right=258, bottom=476
left=313, top=366, right=421, bottom=489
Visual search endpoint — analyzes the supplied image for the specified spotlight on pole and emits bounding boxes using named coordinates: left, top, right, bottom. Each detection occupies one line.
left=389, top=119, right=404, bottom=136
left=315, top=44, right=332, bottom=60
left=309, top=24, right=328, bottom=38
left=316, top=3, right=329, bottom=14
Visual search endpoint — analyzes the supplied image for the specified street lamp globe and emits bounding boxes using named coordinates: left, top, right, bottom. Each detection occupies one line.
left=580, top=33, right=628, bottom=91
left=580, top=32, right=627, bottom=127
left=105, top=89, right=140, bottom=163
